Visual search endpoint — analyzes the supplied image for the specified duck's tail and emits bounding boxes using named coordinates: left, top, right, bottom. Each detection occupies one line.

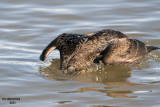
left=147, top=46, right=160, bottom=53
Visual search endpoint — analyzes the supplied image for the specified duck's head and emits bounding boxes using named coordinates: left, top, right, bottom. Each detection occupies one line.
left=39, top=36, right=61, bottom=61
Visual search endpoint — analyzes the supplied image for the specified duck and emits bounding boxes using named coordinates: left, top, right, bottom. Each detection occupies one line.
left=40, top=29, right=159, bottom=71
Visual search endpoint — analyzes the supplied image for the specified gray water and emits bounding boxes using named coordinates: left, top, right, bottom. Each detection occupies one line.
left=0, top=0, right=160, bottom=107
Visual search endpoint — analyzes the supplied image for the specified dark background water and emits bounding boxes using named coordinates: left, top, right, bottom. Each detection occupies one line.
left=0, top=0, right=160, bottom=106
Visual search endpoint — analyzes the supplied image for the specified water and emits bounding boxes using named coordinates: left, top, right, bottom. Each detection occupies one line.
left=0, top=0, right=160, bottom=106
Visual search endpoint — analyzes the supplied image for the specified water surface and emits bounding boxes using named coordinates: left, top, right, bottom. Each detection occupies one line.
left=0, top=0, right=160, bottom=107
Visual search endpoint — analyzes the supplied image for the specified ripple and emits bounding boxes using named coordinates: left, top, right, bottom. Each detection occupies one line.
left=0, top=0, right=160, bottom=106
left=118, top=17, right=158, bottom=22
left=31, top=7, right=74, bottom=14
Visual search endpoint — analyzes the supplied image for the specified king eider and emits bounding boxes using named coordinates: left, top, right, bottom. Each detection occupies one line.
left=40, top=29, right=159, bottom=71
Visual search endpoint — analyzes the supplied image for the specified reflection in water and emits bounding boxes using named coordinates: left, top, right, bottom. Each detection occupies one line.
left=39, top=59, right=143, bottom=98
left=56, top=100, right=72, bottom=104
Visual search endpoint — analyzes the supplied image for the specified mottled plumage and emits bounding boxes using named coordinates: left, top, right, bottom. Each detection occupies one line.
left=65, top=30, right=129, bottom=71
left=98, top=38, right=159, bottom=65
left=40, top=29, right=159, bottom=71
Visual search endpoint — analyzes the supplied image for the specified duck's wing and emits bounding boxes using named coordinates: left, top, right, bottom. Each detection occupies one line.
left=100, top=38, right=159, bottom=65
left=90, top=29, right=129, bottom=63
